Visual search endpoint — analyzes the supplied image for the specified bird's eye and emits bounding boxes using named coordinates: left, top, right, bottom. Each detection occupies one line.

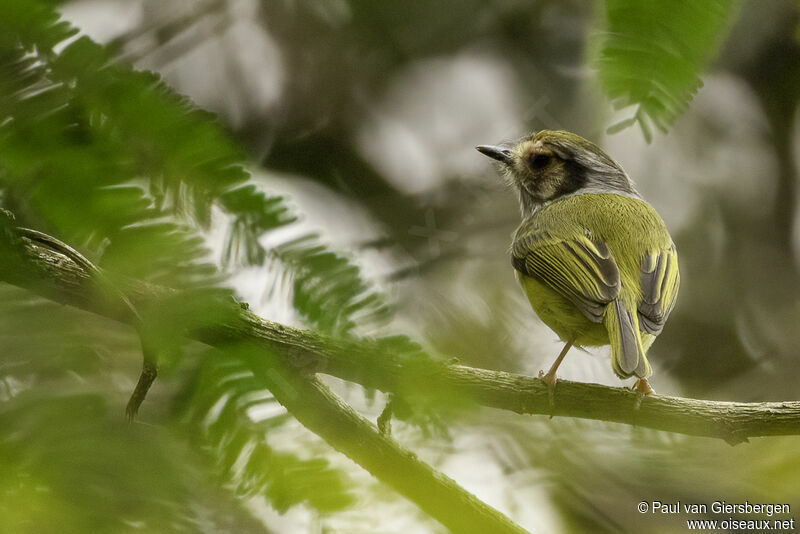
left=530, top=154, right=551, bottom=169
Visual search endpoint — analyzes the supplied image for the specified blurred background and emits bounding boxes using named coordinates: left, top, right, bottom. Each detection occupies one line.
left=2, top=0, right=800, bottom=532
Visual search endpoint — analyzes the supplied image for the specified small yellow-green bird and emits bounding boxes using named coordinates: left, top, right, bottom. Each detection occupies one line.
left=477, top=130, right=679, bottom=394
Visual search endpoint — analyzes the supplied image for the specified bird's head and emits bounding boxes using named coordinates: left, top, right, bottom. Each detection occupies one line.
left=477, top=130, right=638, bottom=215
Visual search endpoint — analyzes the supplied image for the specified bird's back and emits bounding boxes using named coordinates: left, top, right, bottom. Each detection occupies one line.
left=512, top=192, right=676, bottom=361
left=514, top=193, right=673, bottom=305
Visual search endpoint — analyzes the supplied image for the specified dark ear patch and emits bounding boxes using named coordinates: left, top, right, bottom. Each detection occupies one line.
left=556, top=159, right=587, bottom=196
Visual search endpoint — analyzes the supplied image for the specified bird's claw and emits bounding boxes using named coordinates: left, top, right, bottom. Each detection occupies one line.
left=632, top=378, right=655, bottom=411
left=633, top=378, right=655, bottom=395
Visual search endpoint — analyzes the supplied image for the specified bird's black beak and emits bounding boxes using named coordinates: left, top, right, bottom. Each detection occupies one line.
left=476, top=145, right=513, bottom=165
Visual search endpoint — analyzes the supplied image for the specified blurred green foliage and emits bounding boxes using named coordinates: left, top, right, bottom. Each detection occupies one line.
left=2, top=0, right=800, bottom=532
left=1, top=8, right=285, bottom=285
left=0, top=0, right=405, bottom=530
left=176, top=350, right=355, bottom=514
left=594, top=0, right=739, bottom=140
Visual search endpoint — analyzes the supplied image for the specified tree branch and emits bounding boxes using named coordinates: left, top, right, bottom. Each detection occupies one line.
left=4, top=237, right=800, bottom=449
left=245, top=349, right=528, bottom=533
left=1, top=235, right=529, bottom=534
left=236, top=314, right=800, bottom=445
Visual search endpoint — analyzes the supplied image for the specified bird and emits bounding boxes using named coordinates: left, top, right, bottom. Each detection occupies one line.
left=476, top=130, right=679, bottom=395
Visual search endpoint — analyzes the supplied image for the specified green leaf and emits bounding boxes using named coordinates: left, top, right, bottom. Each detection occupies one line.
left=0, top=0, right=391, bottom=335
left=273, top=234, right=392, bottom=336
left=605, top=115, right=638, bottom=135
left=593, top=0, right=739, bottom=140
left=0, top=393, right=270, bottom=533
left=176, top=350, right=356, bottom=515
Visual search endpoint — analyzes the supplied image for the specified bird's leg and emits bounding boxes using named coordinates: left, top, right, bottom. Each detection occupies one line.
left=538, top=340, right=574, bottom=409
left=539, top=340, right=574, bottom=386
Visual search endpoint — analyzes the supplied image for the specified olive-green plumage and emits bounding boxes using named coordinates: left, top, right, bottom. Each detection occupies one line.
left=477, top=130, right=679, bottom=387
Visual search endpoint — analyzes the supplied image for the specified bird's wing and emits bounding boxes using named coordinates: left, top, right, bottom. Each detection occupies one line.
left=637, top=245, right=680, bottom=335
left=512, top=231, right=620, bottom=323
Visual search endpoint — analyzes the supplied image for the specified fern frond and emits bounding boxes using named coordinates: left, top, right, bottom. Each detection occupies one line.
left=0, top=3, right=295, bottom=289
left=1, top=2, right=391, bottom=336
left=177, top=351, right=355, bottom=515
left=273, top=234, right=393, bottom=336
left=593, top=0, right=738, bottom=141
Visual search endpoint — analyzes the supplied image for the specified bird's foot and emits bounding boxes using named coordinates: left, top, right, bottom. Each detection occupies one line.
left=633, top=378, right=655, bottom=395
left=538, top=369, right=557, bottom=415
left=538, top=369, right=557, bottom=388
left=632, top=378, right=655, bottom=411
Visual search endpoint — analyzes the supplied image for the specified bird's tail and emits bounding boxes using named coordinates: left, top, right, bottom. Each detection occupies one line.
left=604, top=299, right=651, bottom=378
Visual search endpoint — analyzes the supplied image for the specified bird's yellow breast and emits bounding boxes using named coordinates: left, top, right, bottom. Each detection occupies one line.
left=516, top=271, right=609, bottom=346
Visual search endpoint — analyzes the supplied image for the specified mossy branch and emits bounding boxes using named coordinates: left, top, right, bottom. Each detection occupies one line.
left=5, top=237, right=800, bottom=449
left=237, top=316, right=800, bottom=445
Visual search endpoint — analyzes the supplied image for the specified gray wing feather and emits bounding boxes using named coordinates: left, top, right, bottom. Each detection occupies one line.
left=638, top=246, right=679, bottom=335
left=614, top=299, right=641, bottom=374
left=512, top=232, right=620, bottom=324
